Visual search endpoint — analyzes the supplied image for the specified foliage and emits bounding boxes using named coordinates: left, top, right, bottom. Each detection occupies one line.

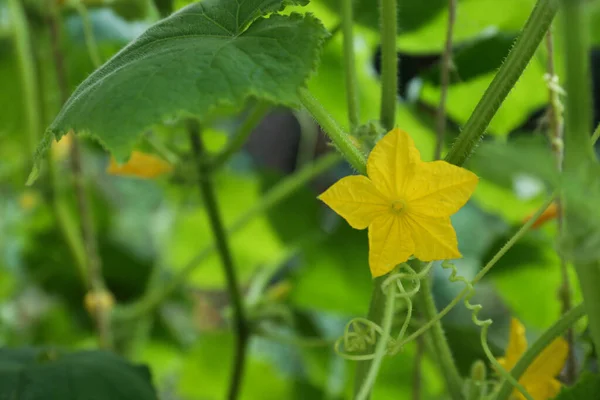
left=1, top=0, right=600, bottom=399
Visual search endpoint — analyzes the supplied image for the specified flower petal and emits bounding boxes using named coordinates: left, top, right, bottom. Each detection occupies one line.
left=368, top=215, right=414, bottom=277
left=518, top=379, right=562, bottom=400
left=367, top=128, right=421, bottom=199
left=406, top=161, right=478, bottom=217
left=318, top=175, right=390, bottom=230
left=405, top=215, right=461, bottom=261
left=521, top=336, right=568, bottom=382
left=500, top=318, right=529, bottom=372
left=107, top=151, right=173, bottom=179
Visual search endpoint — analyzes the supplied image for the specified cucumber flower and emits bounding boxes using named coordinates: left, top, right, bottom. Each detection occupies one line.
left=318, top=128, right=478, bottom=277
left=107, top=151, right=173, bottom=179
left=498, top=318, right=568, bottom=400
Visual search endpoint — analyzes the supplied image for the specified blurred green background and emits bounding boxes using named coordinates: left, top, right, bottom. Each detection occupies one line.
left=1, top=0, right=599, bottom=398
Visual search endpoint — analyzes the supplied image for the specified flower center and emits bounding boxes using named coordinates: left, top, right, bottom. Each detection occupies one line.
left=390, top=200, right=406, bottom=214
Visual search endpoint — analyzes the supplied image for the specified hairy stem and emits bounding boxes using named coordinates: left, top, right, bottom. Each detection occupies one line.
left=8, top=0, right=40, bottom=163
left=434, top=0, right=457, bottom=160
left=212, top=102, right=270, bottom=170
left=48, top=6, right=112, bottom=349
left=493, top=304, right=586, bottom=400
left=560, top=0, right=600, bottom=362
left=379, top=0, right=397, bottom=131
left=188, top=120, right=249, bottom=400
left=412, top=337, right=424, bottom=400
left=545, top=28, right=576, bottom=384
left=73, top=0, right=102, bottom=68
left=445, top=0, right=559, bottom=167
left=417, top=268, right=464, bottom=400
left=355, top=282, right=396, bottom=400
left=341, top=0, right=360, bottom=130
left=298, top=88, right=367, bottom=174
left=113, top=152, right=341, bottom=321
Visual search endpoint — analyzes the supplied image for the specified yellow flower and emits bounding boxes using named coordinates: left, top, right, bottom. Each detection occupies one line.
left=498, top=318, right=568, bottom=400
left=318, top=128, right=478, bottom=277
left=106, top=151, right=173, bottom=179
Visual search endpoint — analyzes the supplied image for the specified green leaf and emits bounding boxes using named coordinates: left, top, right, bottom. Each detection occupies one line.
left=0, top=348, right=158, bottom=399
left=30, top=0, right=327, bottom=182
left=554, top=373, right=600, bottom=400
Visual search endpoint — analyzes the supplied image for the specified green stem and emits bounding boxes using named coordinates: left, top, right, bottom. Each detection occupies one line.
left=434, top=0, right=457, bottom=160
left=417, top=267, right=464, bottom=400
left=355, top=282, right=396, bottom=400
left=352, top=276, right=387, bottom=396
left=8, top=0, right=41, bottom=161
left=560, top=0, right=593, bottom=165
left=294, top=109, right=320, bottom=169
left=188, top=120, right=249, bottom=400
left=341, top=0, right=360, bottom=130
left=559, top=0, right=600, bottom=359
left=73, top=0, right=102, bottom=68
left=113, top=152, right=341, bottom=320
left=378, top=0, right=397, bottom=131
left=298, top=88, right=367, bottom=174
left=545, top=28, right=576, bottom=384
left=493, top=303, right=586, bottom=400
left=48, top=6, right=112, bottom=349
left=47, top=152, right=88, bottom=282
left=591, top=122, right=600, bottom=145
left=445, top=0, right=559, bottom=167
left=211, top=102, right=270, bottom=170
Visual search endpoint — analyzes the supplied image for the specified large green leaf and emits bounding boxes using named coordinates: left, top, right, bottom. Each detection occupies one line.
left=0, top=348, right=157, bottom=399
left=30, top=0, right=327, bottom=181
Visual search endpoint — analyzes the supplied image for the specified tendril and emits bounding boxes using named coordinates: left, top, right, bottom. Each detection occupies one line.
left=438, top=261, right=534, bottom=400
left=334, top=261, right=434, bottom=360
left=335, top=259, right=534, bottom=400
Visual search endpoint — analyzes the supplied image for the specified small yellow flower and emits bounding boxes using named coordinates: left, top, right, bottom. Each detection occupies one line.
left=106, top=151, right=173, bottom=179
left=498, top=318, right=568, bottom=400
left=318, top=128, right=478, bottom=277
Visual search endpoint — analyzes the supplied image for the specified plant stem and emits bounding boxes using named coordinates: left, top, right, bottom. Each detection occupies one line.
left=9, top=0, right=41, bottom=162
left=445, top=0, right=559, bottom=167
left=211, top=102, right=270, bottom=170
left=294, top=109, right=320, bottom=169
left=352, top=276, right=387, bottom=397
left=47, top=152, right=88, bottom=282
left=559, top=0, right=600, bottom=363
left=113, top=152, right=341, bottom=321
left=592, top=122, right=600, bottom=144
left=417, top=267, right=464, bottom=400
left=188, top=120, right=249, bottom=400
left=298, top=88, right=367, bottom=174
left=378, top=0, right=397, bottom=131
left=411, top=337, right=424, bottom=400
left=48, top=6, right=112, bottom=349
left=545, top=28, right=576, bottom=384
left=73, top=0, right=102, bottom=68
left=493, top=303, right=586, bottom=400
left=434, top=0, right=457, bottom=160
left=341, top=0, right=360, bottom=131
left=355, top=282, right=396, bottom=400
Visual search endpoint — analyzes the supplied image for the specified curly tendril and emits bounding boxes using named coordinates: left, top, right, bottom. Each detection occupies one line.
left=335, top=260, right=535, bottom=400
left=438, top=261, right=534, bottom=400
left=334, top=261, right=434, bottom=360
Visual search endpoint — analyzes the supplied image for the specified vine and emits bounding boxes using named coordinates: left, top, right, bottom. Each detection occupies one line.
left=334, top=261, right=433, bottom=361
left=335, top=259, right=535, bottom=400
